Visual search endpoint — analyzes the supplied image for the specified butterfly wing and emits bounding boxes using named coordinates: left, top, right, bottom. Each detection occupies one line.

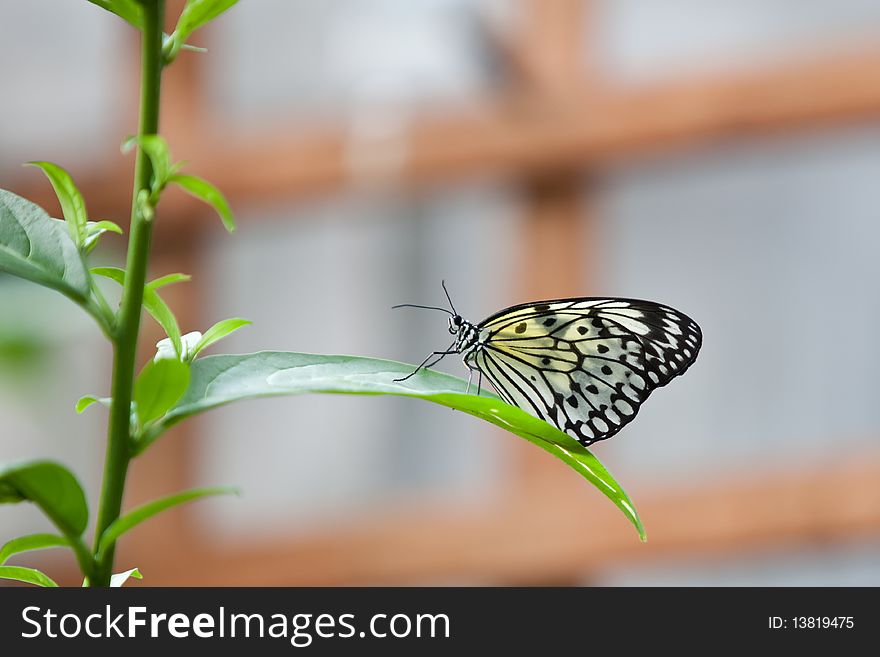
left=469, top=298, right=701, bottom=446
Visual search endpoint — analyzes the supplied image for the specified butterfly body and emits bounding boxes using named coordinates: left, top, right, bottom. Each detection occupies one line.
left=396, top=288, right=701, bottom=447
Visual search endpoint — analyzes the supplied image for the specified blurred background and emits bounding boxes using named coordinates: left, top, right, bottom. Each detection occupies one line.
left=2, top=0, right=880, bottom=585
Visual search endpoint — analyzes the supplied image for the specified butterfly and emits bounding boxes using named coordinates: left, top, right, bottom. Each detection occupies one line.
left=395, top=282, right=702, bottom=446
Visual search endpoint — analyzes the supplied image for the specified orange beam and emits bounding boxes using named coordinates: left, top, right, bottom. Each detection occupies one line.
left=6, top=48, right=880, bottom=228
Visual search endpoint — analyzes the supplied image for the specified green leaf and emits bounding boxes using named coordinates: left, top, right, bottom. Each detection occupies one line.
left=0, top=483, right=23, bottom=504
left=26, top=162, right=88, bottom=247
left=85, top=0, right=143, bottom=30
left=177, top=0, right=239, bottom=37
left=90, top=266, right=125, bottom=285
left=0, top=189, right=91, bottom=302
left=189, top=318, right=251, bottom=360
left=164, top=0, right=239, bottom=62
left=148, top=272, right=191, bottom=289
left=76, top=394, right=138, bottom=442
left=143, top=287, right=182, bottom=356
left=0, top=534, right=69, bottom=565
left=110, top=567, right=142, bottom=587
left=87, top=220, right=123, bottom=235
left=133, top=359, right=191, bottom=426
left=83, top=220, right=123, bottom=254
left=0, top=461, right=89, bottom=537
left=170, top=173, right=235, bottom=232
left=76, top=396, right=98, bottom=413
left=98, top=487, right=236, bottom=557
left=144, top=353, right=645, bottom=540
left=75, top=395, right=112, bottom=414
left=143, top=274, right=190, bottom=356
left=123, top=135, right=172, bottom=195
left=92, top=267, right=184, bottom=356
left=0, top=565, right=58, bottom=587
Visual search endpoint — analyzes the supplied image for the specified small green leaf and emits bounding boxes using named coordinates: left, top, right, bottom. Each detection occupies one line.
left=142, top=353, right=645, bottom=540
left=110, top=567, right=143, bottom=587
left=85, top=0, right=143, bottom=30
left=145, top=274, right=190, bottom=356
left=136, top=188, right=154, bottom=221
left=189, top=318, right=251, bottom=360
left=164, top=0, right=239, bottom=63
left=0, top=460, right=89, bottom=537
left=99, top=487, right=236, bottom=557
left=170, top=173, right=235, bottom=232
left=26, top=162, right=88, bottom=247
left=0, top=534, right=69, bottom=566
left=83, top=220, right=123, bottom=254
left=75, top=392, right=137, bottom=439
left=0, top=189, right=91, bottom=302
left=133, top=359, right=191, bottom=426
left=143, top=287, right=182, bottom=356
left=90, top=266, right=125, bottom=285
left=76, top=396, right=97, bottom=413
left=75, top=395, right=112, bottom=414
left=148, top=272, right=191, bottom=289
left=92, top=267, right=184, bottom=356
left=0, top=565, right=59, bottom=587
left=87, top=220, right=123, bottom=235
left=123, top=135, right=172, bottom=195
left=177, top=0, right=239, bottom=36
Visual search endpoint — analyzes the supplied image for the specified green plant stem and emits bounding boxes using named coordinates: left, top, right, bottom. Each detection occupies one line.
left=88, top=279, right=116, bottom=336
left=68, top=535, right=96, bottom=583
left=91, top=0, right=165, bottom=587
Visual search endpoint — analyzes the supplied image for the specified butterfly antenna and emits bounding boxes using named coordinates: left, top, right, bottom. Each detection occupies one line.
left=441, top=279, right=458, bottom=315
left=391, top=303, right=453, bottom=315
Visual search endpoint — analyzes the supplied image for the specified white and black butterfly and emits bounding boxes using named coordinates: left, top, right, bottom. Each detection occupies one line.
left=396, top=282, right=702, bottom=446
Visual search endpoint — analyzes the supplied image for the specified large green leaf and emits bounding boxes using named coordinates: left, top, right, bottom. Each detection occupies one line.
left=0, top=189, right=91, bottom=302
left=143, top=353, right=645, bottom=539
left=0, top=461, right=89, bottom=537
left=133, top=359, right=191, bottom=427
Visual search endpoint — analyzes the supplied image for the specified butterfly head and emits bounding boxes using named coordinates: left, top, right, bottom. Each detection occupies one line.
left=447, top=314, right=464, bottom=335
left=450, top=315, right=480, bottom=354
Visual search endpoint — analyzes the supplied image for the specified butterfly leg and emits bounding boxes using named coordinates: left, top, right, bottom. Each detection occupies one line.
left=394, top=342, right=458, bottom=382
left=463, top=367, right=482, bottom=396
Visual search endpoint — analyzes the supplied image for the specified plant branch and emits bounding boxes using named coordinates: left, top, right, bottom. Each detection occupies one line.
left=87, top=279, right=117, bottom=337
left=91, top=0, right=165, bottom=587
